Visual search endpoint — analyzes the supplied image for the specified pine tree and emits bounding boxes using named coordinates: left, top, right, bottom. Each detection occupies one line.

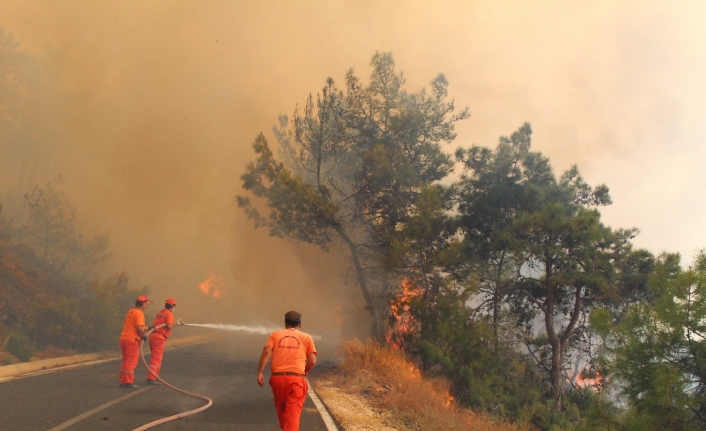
left=237, top=53, right=467, bottom=336
left=601, top=252, right=706, bottom=430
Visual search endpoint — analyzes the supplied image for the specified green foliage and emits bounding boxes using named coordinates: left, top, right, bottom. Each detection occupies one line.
left=454, top=123, right=644, bottom=410
left=566, top=389, right=622, bottom=431
left=452, top=123, right=542, bottom=353
left=22, top=178, right=77, bottom=262
left=403, top=278, right=611, bottom=430
left=234, top=51, right=704, bottom=429
left=587, top=307, right=612, bottom=335
left=20, top=179, right=111, bottom=280
left=0, top=179, right=140, bottom=355
left=598, top=252, right=706, bottom=430
left=413, top=287, right=542, bottom=418
left=238, top=52, right=468, bottom=335
left=28, top=273, right=147, bottom=352
left=238, top=133, right=340, bottom=246
left=82, top=273, right=148, bottom=351
left=4, top=329, right=35, bottom=362
left=36, top=296, right=83, bottom=348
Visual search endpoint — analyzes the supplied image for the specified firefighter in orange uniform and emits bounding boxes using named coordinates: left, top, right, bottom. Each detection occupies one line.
left=119, top=295, right=149, bottom=388
left=145, top=298, right=178, bottom=385
left=257, top=311, right=317, bottom=431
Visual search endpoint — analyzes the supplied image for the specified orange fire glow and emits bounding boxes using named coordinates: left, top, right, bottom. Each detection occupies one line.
left=198, top=273, right=224, bottom=298
left=567, top=371, right=604, bottom=392
left=443, top=391, right=455, bottom=408
left=386, top=278, right=422, bottom=349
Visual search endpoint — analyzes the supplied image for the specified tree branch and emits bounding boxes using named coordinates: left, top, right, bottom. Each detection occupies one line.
left=518, top=287, right=547, bottom=313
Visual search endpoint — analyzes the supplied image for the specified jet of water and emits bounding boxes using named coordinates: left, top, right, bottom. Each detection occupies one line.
left=185, top=323, right=322, bottom=339
left=185, top=323, right=275, bottom=334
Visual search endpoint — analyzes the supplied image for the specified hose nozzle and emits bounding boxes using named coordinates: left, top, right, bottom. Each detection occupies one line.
left=177, top=319, right=184, bottom=326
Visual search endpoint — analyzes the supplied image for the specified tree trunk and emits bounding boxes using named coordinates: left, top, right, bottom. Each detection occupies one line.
left=550, top=339, right=564, bottom=410
left=544, top=253, right=564, bottom=410
left=493, top=250, right=506, bottom=353
left=332, top=223, right=381, bottom=337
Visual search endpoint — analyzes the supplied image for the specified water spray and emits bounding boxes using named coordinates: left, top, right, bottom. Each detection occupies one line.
left=179, top=322, right=274, bottom=334
left=179, top=321, right=322, bottom=339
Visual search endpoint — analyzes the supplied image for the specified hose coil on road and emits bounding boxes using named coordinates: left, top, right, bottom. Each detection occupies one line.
left=131, top=324, right=213, bottom=431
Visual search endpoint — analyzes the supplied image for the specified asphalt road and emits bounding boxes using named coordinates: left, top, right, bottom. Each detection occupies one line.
left=0, top=335, right=331, bottom=431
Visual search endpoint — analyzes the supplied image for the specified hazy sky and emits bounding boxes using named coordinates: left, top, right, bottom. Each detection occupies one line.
left=1, top=1, right=705, bottom=332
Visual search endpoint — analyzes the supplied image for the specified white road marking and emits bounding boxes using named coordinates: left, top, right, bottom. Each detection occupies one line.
left=307, top=379, right=339, bottom=431
left=0, top=357, right=121, bottom=383
left=46, top=386, right=153, bottom=431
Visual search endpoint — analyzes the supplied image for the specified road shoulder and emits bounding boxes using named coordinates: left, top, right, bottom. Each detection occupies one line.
left=0, top=334, right=214, bottom=381
left=310, top=377, right=402, bottom=431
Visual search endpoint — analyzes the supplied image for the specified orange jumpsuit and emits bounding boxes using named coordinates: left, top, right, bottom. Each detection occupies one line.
left=119, top=308, right=146, bottom=385
left=147, top=308, right=174, bottom=381
left=265, top=329, right=317, bottom=431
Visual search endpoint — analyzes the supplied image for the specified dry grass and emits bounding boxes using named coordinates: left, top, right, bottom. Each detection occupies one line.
left=0, top=350, right=20, bottom=365
left=1, top=346, right=90, bottom=365
left=324, top=339, right=535, bottom=431
left=30, top=346, right=77, bottom=361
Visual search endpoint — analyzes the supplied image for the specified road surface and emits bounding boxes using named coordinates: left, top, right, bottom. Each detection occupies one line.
left=0, top=334, right=332, bottom=431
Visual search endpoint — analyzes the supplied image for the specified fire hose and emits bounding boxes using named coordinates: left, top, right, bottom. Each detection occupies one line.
left=131, top=321, right=213, bottom=431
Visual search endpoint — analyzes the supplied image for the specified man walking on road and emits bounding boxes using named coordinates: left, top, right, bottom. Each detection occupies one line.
left=146, top=298, right=178, bottom=385
left=119, top=295, right=149, bottom=388
left=257, top=311, right=317, bottom=431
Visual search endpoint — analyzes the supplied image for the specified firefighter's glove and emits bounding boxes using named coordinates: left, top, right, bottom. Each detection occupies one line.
left=142, top=336, right=147, bottom=342
left=148, top=326, right=155, bottom=332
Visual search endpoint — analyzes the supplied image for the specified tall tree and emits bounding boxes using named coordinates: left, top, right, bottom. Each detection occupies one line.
left=594, top=252, right=706, bottom=430
left=385, top=183, right=458, bottom=349
left=456, top=123, right=640, bottom=410
left=22, top=178, right=77, bottom=263
left=21, top=178, right=110, bottom=278
left=238, top=52, right=467, bottom=336
left=513, top=164, right=637, bottom=410
left=454, top=123, right=535, bottom=352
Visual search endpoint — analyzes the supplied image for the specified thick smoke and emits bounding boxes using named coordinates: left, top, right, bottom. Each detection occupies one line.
left=1, top=1, right=705, bottom=343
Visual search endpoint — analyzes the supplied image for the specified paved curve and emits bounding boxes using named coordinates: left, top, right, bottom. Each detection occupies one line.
left=0, top=335, right=331, bottom=431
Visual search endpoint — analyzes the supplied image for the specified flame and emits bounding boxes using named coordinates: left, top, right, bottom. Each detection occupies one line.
left=386, top=278, right=422, bottom=349
left=198, top=273, right=224, bottom=298
left=198, top=280, right=210, bottom=295
left=567, top=370, right=604, bottom=391
left=443, top=391, right=455, bottom=408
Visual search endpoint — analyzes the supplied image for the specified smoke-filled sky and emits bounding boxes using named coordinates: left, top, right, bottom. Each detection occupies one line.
left=1, top=1, right=705, bottom=333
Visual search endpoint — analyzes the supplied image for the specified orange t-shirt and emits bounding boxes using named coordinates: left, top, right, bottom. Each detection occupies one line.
left=149, top=308, right=175, bottom=340
left=119, top=308, right=146, bottom=341
left=266, top=328, right=317, bottom=374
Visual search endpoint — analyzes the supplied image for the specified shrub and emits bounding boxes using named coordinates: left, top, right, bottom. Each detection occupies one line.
left=335, top=339, right=533, bottom=431
left=4, top=330, right=35, bottom=362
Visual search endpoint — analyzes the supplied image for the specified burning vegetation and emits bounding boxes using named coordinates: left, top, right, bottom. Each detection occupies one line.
left=385, top=278, right=421, bottom=350
left=0, top=9, right=702, bottom=427
left=314, top=339, right=533, bottom=431
left=198, top=273, right=224, bottom=298
left=238, top=53, right=706, bottom=430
